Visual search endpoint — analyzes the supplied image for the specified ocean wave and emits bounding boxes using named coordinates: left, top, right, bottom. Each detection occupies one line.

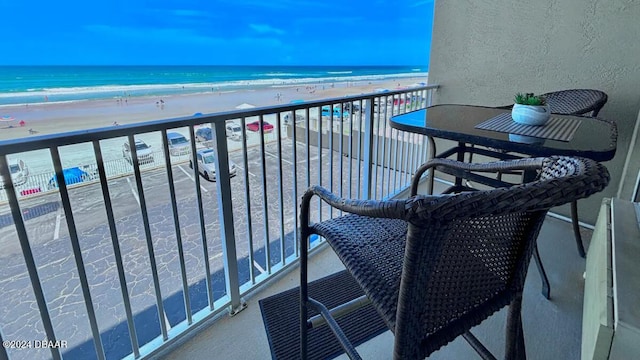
left=0, top=71, right=428, bottom=105
left=262, top=72, right=304, bottom=77
left=326, top=71, right=353, bottom=74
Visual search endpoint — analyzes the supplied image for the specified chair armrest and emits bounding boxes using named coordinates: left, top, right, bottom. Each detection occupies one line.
left=410, top=158, right=545, bottom=196
left=300, top=185, right=407, bottom=222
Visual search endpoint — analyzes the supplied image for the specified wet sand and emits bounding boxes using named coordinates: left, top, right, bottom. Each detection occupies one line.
left=0, top=77, right=427, bottom=141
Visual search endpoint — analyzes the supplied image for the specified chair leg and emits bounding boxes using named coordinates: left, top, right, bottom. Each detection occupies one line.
left=533, top=244, right=551, bottom=299
left=571, top=200, right=586, bottom=258
left=505, top=294, right=526, bottom=360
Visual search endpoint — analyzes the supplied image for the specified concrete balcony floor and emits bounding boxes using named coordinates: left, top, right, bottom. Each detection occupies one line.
left=160, top=213, right=590, bottom=360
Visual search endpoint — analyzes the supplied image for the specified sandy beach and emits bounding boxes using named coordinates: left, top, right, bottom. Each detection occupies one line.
left=0, top=77, right=427, bottom=142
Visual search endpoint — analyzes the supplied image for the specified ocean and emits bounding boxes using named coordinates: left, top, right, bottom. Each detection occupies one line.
left=0, top=65, right=427, bottom=107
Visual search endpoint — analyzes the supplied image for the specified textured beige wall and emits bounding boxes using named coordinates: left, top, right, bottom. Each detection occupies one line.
left=428, top=0, right=640, bottom=223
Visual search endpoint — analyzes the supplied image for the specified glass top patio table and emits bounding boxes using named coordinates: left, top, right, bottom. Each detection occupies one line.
left=389, top=105, right=617, bottom=162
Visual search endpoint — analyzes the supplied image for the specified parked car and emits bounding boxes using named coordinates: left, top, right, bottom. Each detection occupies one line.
left=342, top=102, right=361, bottom=113
left=283, top=113, right=305, bottom=126
left=122, top=139, right=154, bottom=164
left=0, top=159, right=29, bottom=189
left=189, top=148, right=237, bottom=181
left=225, top=122, right=242, bottom=140
left=195, top=127, right=213, bottom=143
left=246, top=120, right=274, bottom=133
left=47, top=166, right=95, bottom=189
left=321, top=106, right=350, bottom=119
left=166, top=131, right=190, bottom=156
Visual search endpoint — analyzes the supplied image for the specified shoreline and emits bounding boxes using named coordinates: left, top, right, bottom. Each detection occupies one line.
left=0, top=77, right=427, bottom=141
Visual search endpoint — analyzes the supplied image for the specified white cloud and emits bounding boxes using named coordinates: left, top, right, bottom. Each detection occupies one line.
left=249, top=24, right=285, bottom=35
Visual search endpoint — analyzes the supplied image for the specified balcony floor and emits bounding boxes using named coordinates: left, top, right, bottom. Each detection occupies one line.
left=160, top=214, right=590, bottom=360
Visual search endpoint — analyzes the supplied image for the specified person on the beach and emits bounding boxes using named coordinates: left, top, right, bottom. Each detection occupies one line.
left=113, top=121, right=119, bottom=126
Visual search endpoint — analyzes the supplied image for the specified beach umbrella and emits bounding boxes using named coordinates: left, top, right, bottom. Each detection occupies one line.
left=193, top=112, right=203, bottom=116
left=235, top=103, right=256, bottom=110
left=0, top=116, right=15, bottom=122
left=289, top=99, right=305, bottom=104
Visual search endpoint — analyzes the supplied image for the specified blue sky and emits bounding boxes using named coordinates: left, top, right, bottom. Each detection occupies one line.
left=0, top=0, right=433, bottom=66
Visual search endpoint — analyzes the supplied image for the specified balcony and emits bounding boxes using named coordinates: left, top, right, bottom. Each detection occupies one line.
left=161, top=214, right=590, bottom=360
left=1, top=86, right=446, bottom=360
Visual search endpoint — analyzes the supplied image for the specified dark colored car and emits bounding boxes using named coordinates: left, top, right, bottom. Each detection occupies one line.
left=246, top=120, right=274, bottom=133
left=195, top=127, right=213, bottom=142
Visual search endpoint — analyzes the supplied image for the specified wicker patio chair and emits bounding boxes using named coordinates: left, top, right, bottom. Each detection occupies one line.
left=493, top=88, right=608, bottom=116
left=469, top=89, right=610, bottom=258
left=299, top=156, right=609, bottom=359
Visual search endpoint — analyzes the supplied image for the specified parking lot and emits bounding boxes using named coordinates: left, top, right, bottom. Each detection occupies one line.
left=0, top=135, right=393, bottom=359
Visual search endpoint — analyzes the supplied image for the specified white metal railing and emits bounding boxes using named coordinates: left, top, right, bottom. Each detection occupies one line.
left=0, top=85, right=438, bottom=360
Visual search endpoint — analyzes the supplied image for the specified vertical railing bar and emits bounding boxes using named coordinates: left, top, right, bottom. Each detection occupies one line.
left=402, top=130, right=410, bottom=187
left=338, top=103, right=344, bottom=216
left=386, top=96, right=394, bottom=197
left=258, top=115, right=271, bottom=273
left=305, top=107, right=311, bottom=190
left=400, top=131, right=407, bottom=188
left=128, top=134, right=168, bottom=340
left=410, top=132, right=417, bottom=183
left=186, top=127, right=215, bottom=309
left=373, top=95, right=385, bottom=199
left=211, top=121, right=243, bottom=313
left=372, top=97, right=381, bottom=199
left=0, top=326, right=9, bottom=360
left=291, top=110, right=300, bottom=259
left=361, top=98, right=375, bottom=200
left=348, top=102, right=354, bottom=199
left=239, top=117, right=256, bottom=284
left=275, top=113, right=286, bottom=265
left=392, top=128, right=400, bottom=194
left=317, top=107, right=323, bottom=223
left=160, top=130, right=193, bottom=323
left=0, top=155, right=62, bottom=360
left=92, top=140, right=140, bottom=357
left=328, top=105, right=334, bottom=219
left=380, top=98, right=389, bottom=198
left=356, top=100, right=364, bottom=199
left=49, top=146, right=106, bottom=360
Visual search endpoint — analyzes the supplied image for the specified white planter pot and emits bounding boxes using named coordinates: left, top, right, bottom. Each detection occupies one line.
left=511, top=103, right=551, bottom=126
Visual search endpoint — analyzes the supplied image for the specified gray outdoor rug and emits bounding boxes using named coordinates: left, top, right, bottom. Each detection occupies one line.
left=259, top=270, right=388, bottom=360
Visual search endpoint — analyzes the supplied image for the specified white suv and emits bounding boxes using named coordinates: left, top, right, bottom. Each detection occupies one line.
left=122, top=139, right=155, bottom=164
left=189, top=148, right=237, bottom=181
left=0, top=159, right=29, bottom=189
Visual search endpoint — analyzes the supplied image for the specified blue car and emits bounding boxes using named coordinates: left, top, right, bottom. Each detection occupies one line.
left=321, top=106, right=350, bottom=119
left=48, top=167, right=93, bottom=189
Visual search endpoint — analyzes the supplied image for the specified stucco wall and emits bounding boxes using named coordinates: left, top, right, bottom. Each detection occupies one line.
left=427, top=0, right=640, bottom=224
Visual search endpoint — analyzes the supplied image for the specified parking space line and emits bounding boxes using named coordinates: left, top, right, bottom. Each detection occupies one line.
left=177, top=165, right=209, bottom=193
left=300, top=156, right=318, bottom=164
left=253, top=261, right=266, bottom=274
left=164, top=312, right=172, bottom=331
left=264, top=151, right=292, bottom=165
left=53, top=209, right=62, bottom=240
left=126, top=177, right=141, bottom=206
left=234, top=165, right=257, bottom=177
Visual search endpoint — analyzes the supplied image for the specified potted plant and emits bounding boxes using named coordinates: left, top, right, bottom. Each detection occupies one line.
left=511, top=93, right=550, bottom=126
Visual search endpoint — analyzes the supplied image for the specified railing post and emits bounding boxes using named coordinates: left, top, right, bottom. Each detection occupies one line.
left=211, top=121, right=246, bottom=315
left=361, top=98, right=375, bottom=200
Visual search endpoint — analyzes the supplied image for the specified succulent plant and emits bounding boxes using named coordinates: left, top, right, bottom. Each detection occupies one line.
left=514, top=92, right=546, bottom=106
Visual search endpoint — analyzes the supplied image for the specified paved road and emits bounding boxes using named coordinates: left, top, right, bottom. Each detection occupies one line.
left=0, top=134, right=419, bottom=360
